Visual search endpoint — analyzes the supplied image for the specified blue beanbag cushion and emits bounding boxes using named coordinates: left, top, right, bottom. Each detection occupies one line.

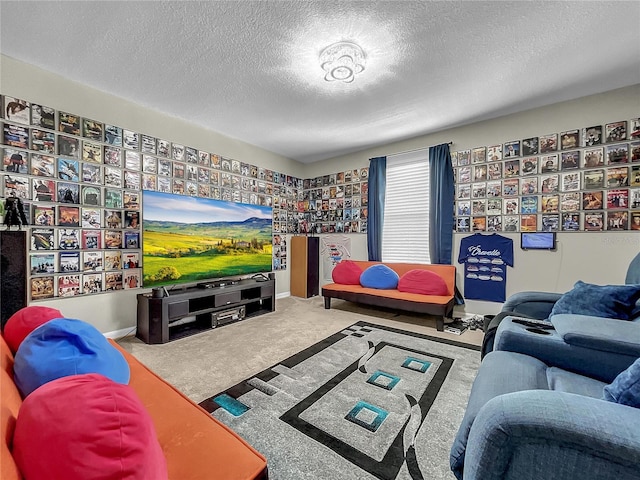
left=13, top=318, right=130, bottom=397
left=603, top=357, right=640, bottom=408
left=550, top=281, right=640, bottom=320
left=360, top=264, right=399, bottom=289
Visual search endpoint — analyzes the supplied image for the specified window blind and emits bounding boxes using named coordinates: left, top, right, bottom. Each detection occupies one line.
left=381, top=150, right=430, bottom=263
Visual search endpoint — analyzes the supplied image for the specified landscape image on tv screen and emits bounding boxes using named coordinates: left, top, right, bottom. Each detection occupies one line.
left=142, top=190, right=273, bottom=287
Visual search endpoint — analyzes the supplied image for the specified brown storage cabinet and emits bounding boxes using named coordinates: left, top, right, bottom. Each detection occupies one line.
left=290, top=236, right=319, bottom=298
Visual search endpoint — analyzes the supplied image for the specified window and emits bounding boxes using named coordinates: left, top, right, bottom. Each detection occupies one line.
left=381, top=150, right=430, bottom=263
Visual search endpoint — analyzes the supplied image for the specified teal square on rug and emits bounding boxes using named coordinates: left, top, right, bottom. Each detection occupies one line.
left=200, top=322, right=481, bottom=480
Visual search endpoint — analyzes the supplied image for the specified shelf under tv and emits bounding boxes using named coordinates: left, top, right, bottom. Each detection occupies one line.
left=136, top=276, right=275, bottom=344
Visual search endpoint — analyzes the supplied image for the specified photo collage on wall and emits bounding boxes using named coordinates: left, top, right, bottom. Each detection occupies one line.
left=452, top=118, right=640, bottom=233
left=1, top=94, right=369, bottom=300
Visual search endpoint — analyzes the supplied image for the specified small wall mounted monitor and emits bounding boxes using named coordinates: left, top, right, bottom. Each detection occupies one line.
left=521, top=232, right=556, bottom=250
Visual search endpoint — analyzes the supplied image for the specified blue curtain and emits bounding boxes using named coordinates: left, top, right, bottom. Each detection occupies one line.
left=428, top=144, right=463, bottom=304
left=367, top=156, right=386, bottom=261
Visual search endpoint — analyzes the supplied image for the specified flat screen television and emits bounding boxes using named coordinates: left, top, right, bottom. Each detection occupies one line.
left=521, top=232, right=556, bottom=250
left=142, top=190, right=273, bottom=288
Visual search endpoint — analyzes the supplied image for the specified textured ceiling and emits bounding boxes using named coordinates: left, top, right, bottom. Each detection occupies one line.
left=1, top=1, right=639, bottom=163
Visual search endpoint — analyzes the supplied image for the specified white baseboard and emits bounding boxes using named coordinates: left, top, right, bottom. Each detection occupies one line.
left=276, top=292, right=290, bottom=299
left=104, top=326, right=137, bottom=339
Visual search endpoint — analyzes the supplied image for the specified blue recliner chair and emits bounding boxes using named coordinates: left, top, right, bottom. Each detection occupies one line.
left=450, top=252, right=640, bottom=480
left=481, top=251, right=640, bottom=359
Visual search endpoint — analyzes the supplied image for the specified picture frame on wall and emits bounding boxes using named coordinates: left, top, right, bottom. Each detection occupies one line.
left=30, top=129, right=55, bottom=154
left=457, top=149, right=471, bottom=166
left=141, top=134, right=156, bottom=154
left=521, top=156, right=538, bottom=175
left=583, top=147, right=604, bottom=168
left=487, top=144, right=502, bottom=161
left=606, top=144, right=629, bottom=164
left=565, top=212, right=583, bottom=231
left=541, top=214, right=559, bottom=231
left=123, top=130, right=139, bottom=150
left=584, top=212, right=604, bottom=231
left=58, top=181, right=80, bottom=204
left=539, top=133, right=558, bottom=153
left=582, top=191, right=603, bottom=209
left=157, top=139, right=170, bottom=157
left=605, top=121, right=627, bottom=142
left=539, top=154, right=559, bottom=173
left=560, top=193, right=580, bottom=212
left=82, top=119, right=104, bottom=141
left=104, top=146, right=122, bottom=166
left=30, top=154, right=55, bottom=177
left=583, top=169, right=605, bottom=189
left=471, top=147, right=486, bottom=164
left=82, top=140, right=102, bottom=164
left=561, top=151, right=580, bottom=170
left=3, top=96, right=31, bottom=125
left=607, top=211, right=629, bottom=230
left=560, top=129, right=580, bottom=150
left=58, top=111, right=80, bottom=136
left=32, top=178, right=56, bottom=201
left=503, top=140, right=520, bottom=158
left=59, top=251, right=80, bottom=272
left=31, top=103, right=55, bottom=130
left=30, top=275, right=55, bottom=300
left=105, top=125, right=123, bottom=146
left=583, top=125, right=603, bottom=146
left=630, top=118, right=640, bottom=140
left=4, top=123, right=29, bottom=149
left=522, top=137, right=539, bottom=156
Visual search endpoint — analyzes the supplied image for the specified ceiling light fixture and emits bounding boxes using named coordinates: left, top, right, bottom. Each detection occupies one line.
left=319, top=41, right=366, bottom=83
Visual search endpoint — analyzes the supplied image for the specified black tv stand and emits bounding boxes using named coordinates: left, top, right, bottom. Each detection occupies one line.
left=136, top=277, right=275, bottom=344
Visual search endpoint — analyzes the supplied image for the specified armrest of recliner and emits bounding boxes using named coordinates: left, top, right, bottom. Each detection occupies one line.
left=552, top=314, right=640, bottom=357
left=501, top=291, right=563, bottom=319
left=463, top=390, right=640, bottom=480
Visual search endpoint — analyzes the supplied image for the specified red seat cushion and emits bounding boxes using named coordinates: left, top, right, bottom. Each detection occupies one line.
left=3, top=306, right=63, bottom=353
left=332, top=260, right=363, bottom=285
left=398, top=269, right=449, bottom=295
left=13, top=373, right=168, bottom=480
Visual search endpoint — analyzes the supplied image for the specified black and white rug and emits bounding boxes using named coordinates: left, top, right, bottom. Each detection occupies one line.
left=200, top=322, right=480, bottom=480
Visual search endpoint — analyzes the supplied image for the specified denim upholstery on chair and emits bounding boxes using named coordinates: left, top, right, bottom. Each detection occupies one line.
left=482, top=251, right=640, bottom=359
left=450, top=351, right=640, bottom=480
left=452, top=252, right=640, bottom=479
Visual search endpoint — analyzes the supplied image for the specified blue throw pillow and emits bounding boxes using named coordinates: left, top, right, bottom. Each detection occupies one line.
left=550, top=281, right=640, bottom=320
left=603, top=357, right=640, bottom=408
left=14, top=318, right=130, bottom=397
left=360, top=264, right=399, bottom=289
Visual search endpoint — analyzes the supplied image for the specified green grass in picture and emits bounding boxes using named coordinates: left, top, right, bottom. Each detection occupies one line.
left=143, top=230, right=273, bottom=287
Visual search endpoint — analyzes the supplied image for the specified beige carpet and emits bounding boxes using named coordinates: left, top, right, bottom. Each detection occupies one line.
left=117, top=296, right=483, bottom=403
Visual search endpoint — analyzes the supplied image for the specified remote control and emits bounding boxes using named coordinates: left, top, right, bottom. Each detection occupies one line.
left=510, top=316, right=554, bottom=329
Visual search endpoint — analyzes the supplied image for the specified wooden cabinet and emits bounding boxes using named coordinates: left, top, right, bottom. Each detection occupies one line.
left=136, top=277, right=275, bottom=344
left=290, top=236, right=319, bottom=298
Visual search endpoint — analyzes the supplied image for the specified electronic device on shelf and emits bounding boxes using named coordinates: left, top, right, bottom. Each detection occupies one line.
left=521, top=232, right=556, bottom=250
left=510, top=316, right=554, bottom=329
left=197, top=279, right=238, bottom=289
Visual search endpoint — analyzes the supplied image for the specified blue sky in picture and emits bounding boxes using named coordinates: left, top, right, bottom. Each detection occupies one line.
left=142, top=191, right=272, bottom=224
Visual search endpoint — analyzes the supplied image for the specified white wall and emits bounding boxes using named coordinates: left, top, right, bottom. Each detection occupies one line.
left=3, top=53, right=639, bottom=330
left=311, top=84, right=640, bottom=315
left=1, top=55, right=302, bottom=333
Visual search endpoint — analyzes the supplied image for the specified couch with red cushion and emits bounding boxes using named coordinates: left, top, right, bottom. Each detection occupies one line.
left=322, top=260, right=456, bottom=331
left=1, top=308, right=268, bottom=480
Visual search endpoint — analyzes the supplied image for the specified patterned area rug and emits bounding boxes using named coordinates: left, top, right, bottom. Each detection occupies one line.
left=200, top=322, right=480, bottom=480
